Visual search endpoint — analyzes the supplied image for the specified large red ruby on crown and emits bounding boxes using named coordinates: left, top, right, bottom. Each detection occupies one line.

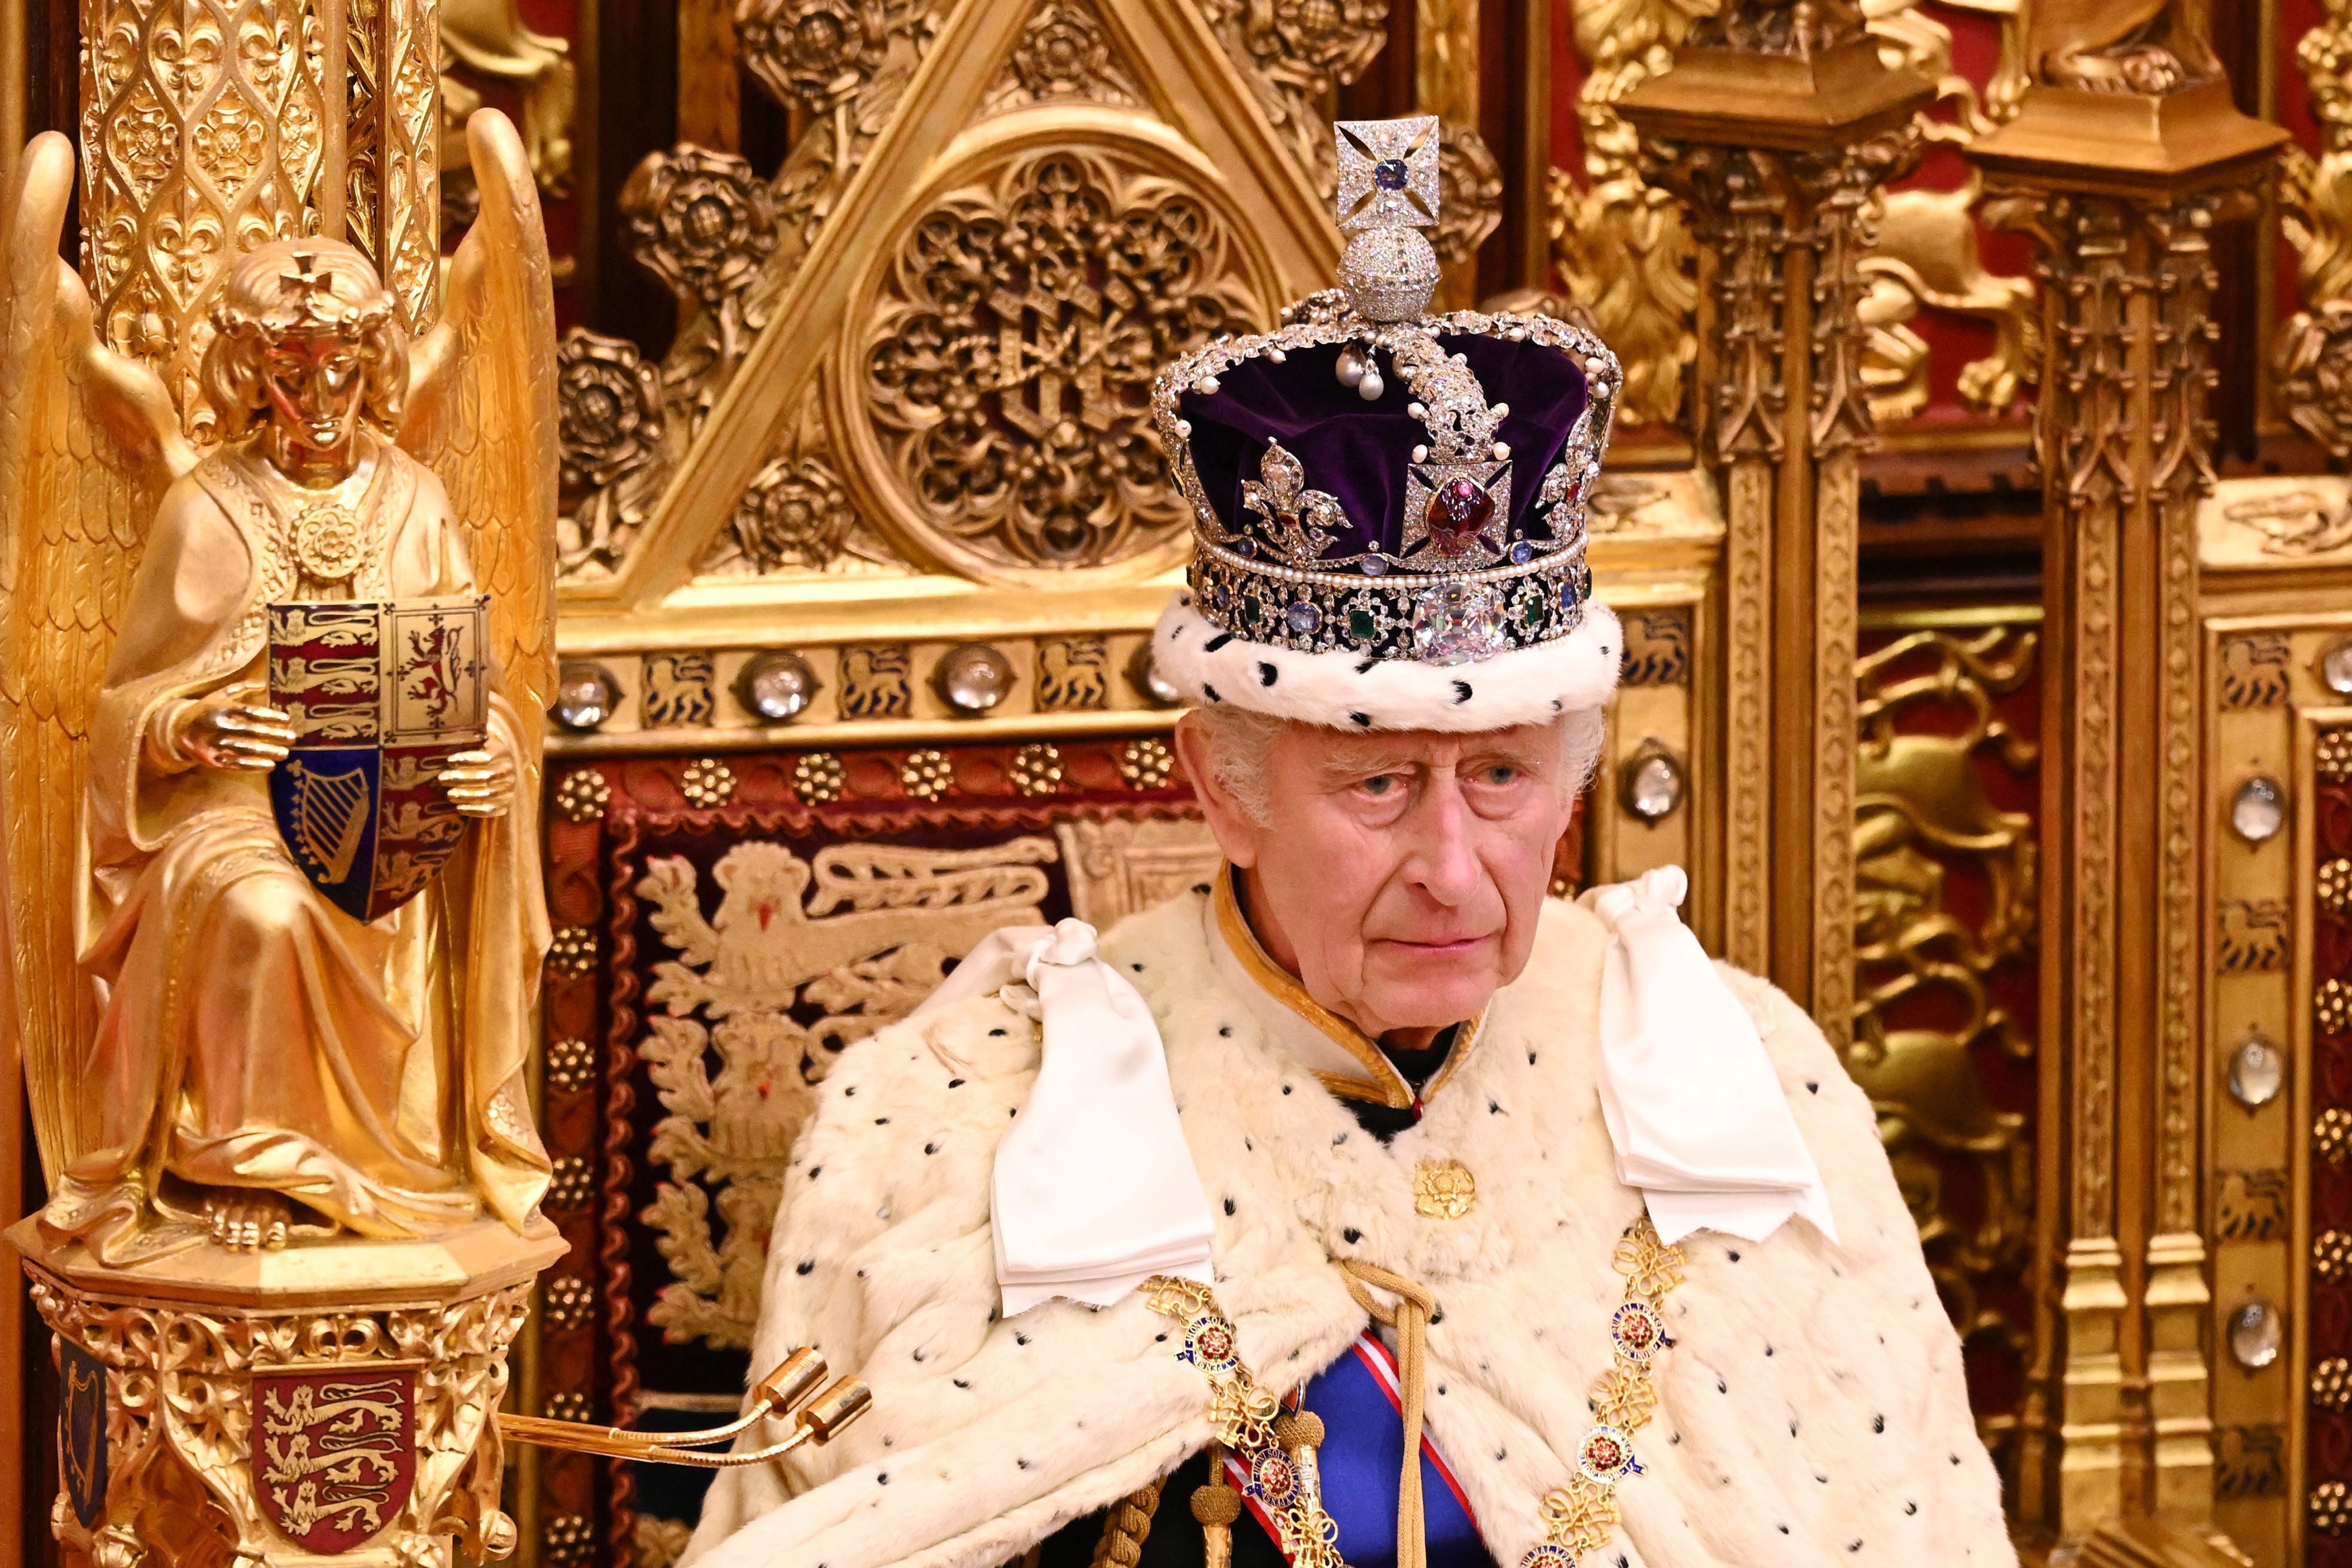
left=1425, top=478, right=1494, bottom=554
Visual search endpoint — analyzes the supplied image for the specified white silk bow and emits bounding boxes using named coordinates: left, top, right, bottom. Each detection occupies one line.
left=1583, top=867, right=1838, bottom=1246
left=915, top=920, right=1217, bottom=1315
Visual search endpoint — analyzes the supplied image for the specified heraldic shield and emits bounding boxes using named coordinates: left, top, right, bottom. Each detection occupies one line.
left=252, top=1370, right=418, bottom=1552
left=268, top=597, right=489, bottom=922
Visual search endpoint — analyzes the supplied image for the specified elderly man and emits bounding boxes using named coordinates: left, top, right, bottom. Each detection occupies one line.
left=686, top=118, right=2012, bottom=1568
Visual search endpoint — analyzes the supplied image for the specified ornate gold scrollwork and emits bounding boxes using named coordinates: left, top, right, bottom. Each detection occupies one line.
left=1852, top=622, right=2039, bottom=1458
left=1548, top=0, right=1707, bottom=427
left=1435, top=125, right=1504, bottom=268
left=1563, top=1, right=2032, bottom=428
left=633, top=840, right=1058, bottom=1349
left=1857, top=6, right=2036, bottom=422
left=737, top=0, right=893, bottom=116
left=1196, top=0, right=1389, bottom=195
left=554, top=0, right=1355, bottom=606
left=550, top=0, right=951, bottom=584
left=624, top=146, right=780, bottom=353
left=2281, top=0, right=2352, bottom=457
left=699, top=387, right=906, bottom=580
left=850, top=141, right=1275, bottom=577
left=28, top=1267, right=538, bottom=1567
left=440, top=0, right=576, bottom=196
left=2029, top=0, right=2221, bottom=98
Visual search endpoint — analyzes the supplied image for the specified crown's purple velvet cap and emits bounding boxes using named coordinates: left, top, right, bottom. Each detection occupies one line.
left=1176, top=332, right=1591, bottom=563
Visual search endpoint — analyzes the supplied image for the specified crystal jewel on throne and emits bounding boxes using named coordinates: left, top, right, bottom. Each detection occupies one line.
left=1411, top=581, right=1507, bottom=666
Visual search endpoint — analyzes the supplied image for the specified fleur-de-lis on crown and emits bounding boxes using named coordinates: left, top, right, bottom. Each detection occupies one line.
left=1241, top=442, right=1347, bottom=561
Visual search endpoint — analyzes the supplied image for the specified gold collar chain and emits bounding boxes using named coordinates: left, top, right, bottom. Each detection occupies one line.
left=1519, top=1213, right=1688, bottom=1567
left=1151, top=1212, right=1686, bottom=1568
left=1147, top=1277, right=1346, bottom=1568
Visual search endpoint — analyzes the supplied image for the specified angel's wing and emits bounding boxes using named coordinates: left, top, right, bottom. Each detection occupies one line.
left=403, top=109, right=560, bottom=762
left=0, top=133, right=195, bottom=1181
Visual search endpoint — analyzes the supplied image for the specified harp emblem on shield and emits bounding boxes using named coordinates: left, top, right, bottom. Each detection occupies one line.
left=281, top=759, right=373, bottom=883
left=268, top=597, right=489, bottom=921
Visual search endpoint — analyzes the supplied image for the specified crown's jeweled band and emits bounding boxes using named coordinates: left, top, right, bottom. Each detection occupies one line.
left=1155, top=305, right=1618, bottom=661
left=1188, top=542, right=1592, bottom=664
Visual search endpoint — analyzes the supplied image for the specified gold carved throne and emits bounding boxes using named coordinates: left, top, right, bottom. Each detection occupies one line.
left=508, top=2, right=1724, bottom=1562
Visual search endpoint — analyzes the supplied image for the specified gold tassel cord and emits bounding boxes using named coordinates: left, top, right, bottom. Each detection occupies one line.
left=1340, top=1261, right=1438, bottom=1568
left=1192, top=1442, right=1241, bottom=1568
left=1093, top=1477, right=1167, bottom=1568
left=497, top=1347, right=872, bottom=1467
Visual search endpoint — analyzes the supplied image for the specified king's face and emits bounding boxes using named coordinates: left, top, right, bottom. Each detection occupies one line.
left=260, top=329, right=368, bottom=460
left=1214, top=719, right=1577, bottom=1042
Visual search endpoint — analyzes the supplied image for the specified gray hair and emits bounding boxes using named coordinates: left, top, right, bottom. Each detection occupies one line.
left=1182, top=704, right=1605, bottom=827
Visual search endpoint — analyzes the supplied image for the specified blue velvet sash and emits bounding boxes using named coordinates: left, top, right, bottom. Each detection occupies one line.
left=1231, top=1333, right=1494, bottom=1568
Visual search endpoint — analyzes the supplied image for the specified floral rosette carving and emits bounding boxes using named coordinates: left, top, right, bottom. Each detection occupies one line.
left=861, top=147, right=1269, bottom=571
left=1018, top=5, right=1111, bottom=96
left=1212, top=0, right=1388, bottom=99
left=2278, top=300, right=2352, bottom=460
left=557, top=327, right=665, bottom=494
left=621, top=146, right=780, bottom=311
left=736, top=0, right=891, bottom=114
left=995, top=1, right=1141, bottom=108
left=717, top=453, right=861, bottom=574
left=1198, top=0, right=1389, bottom=193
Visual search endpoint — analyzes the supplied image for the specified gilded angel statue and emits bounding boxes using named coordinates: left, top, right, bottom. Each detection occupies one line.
left=0, top=112, right=563, bottom=1266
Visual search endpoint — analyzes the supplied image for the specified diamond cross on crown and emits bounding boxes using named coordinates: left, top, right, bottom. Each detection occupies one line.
left=1334, top=116, right=1441, bottom=233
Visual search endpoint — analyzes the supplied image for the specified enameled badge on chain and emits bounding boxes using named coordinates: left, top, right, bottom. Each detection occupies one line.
left=268, top=596, right=488, bottom=921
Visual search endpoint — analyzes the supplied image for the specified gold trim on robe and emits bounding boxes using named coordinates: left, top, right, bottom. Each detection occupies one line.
left=1205, top=865, right=1484, bottom=1110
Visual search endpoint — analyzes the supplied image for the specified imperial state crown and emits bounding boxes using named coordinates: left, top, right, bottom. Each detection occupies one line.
left=1148, top=117, right=1626, bottom=733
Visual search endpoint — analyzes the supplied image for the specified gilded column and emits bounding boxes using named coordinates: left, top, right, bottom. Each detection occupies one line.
left=1621, top=2, right=1928, bottom=1041
left=77, top=0, right=333, bottom=437
left=1970, top=19, right=2283, bottom=1548
left=340, top=0, right=441, bottom=333
left=73, top=0, right=442, bottom=429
